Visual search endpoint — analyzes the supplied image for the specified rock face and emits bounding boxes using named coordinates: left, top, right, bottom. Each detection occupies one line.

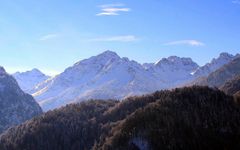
left=0, top=66, right=42, bottom=134
left=221, top=75, right=240, bottom=95
left=13, top=69, right=49, bottom=93
left=196, top=56, right=240, bottom=88
left=206, top=56, right=240, bottom=87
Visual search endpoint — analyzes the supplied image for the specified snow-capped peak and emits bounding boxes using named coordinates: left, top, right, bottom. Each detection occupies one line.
left=154, top=56, right=197, bottom=66
left=73, top=50, right=121, bottom=67
left=32, top=51, right=202, bottom=111
left=154, top=56, right=199, bottom=71
left=148, top=56, right=199, bottom=86
left=15, top=68, right=46, bottom=76
left=13, top=69, right=50, bottom=93
left=97, top=50, right=119, bottom=58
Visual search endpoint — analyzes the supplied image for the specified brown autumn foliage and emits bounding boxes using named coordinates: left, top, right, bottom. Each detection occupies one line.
left=221, top=75, right=240, bottom=95
left=0, top=86, right=240, bottom=150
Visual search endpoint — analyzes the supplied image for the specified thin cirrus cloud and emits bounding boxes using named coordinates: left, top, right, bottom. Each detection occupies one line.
left=232, top=0, right=240, bottom=4
left=39, top=34, right=58, bottom=41
left=164, top=40, right=205, bottom=46
left=96, top=3, right=131, bottom=16
left=90, top=35, right=138, bottom=42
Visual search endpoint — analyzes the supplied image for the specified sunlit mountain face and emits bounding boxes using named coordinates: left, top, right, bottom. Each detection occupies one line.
left=9, top=51, right=238, bottom=111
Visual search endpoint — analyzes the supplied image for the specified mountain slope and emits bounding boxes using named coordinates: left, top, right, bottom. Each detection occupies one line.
left=190, top=55, right=240, bottom=88
left=193, top=52, right=239, bottom=77
left=33, top=51, right=199, bottom=111
left=0, top=67, right=42, bottom=134
left=33, top=51, right=163, bottom=111
left=1, top=86, right=240, bottom=150
left=221, top=75, right=240, bottom=95
left=200, top=56, right=240, bottom=87
left=13, top=69, right=49, bottom=93
left=151, top=56, right=198, bottom=85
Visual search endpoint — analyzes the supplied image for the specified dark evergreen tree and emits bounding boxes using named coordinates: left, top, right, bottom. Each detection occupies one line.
left=0, top=86, right=240, bottom=150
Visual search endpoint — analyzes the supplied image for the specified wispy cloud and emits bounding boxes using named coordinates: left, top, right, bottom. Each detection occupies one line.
left=96, top=3, right=130, bottom=16
left=90, top=35, right=138, bottom=42
left=40, top=34, right=58, bottom=41
left=232, top=0, right=240, bottom=4
left=164, top=40, right=205, bottom=46
left=99, top=3, right=124, bottom=8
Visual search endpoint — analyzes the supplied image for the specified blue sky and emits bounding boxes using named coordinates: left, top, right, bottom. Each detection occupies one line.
left=0, top=0, right=239, bottom=75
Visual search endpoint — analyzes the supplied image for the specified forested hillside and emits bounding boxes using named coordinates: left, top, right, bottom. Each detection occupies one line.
left=0, top=67, right=42, bottom=134
left=0, top=86, right=240, bottom=150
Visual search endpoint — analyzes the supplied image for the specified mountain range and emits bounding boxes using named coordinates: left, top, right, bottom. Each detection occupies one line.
left=13, top=69, right=49, bottom=93
left=12, top=50, right=239, bottom=111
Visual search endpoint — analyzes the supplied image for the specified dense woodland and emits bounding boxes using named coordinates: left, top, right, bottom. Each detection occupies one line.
left=0, top=86, right=240, bottom=150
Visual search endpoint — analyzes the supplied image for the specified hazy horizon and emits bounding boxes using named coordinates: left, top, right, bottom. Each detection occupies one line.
left=3, top=50, right=239, bottom=76
left=0, top=0, right=239, bottom=75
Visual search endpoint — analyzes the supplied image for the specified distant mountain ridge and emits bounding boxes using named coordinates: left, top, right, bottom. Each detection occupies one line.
left=193, top=52, right=239, bottom=77
left=0, top=66, right=42, bottom=134
left=13, top=69, right=50, bottom=93
left=11, top=50, right=239, bottom=111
